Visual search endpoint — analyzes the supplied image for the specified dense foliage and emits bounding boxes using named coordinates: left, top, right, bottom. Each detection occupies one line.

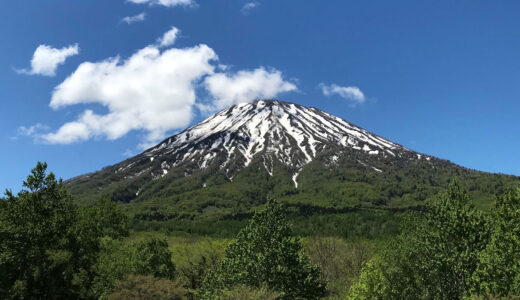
left=348, top=181, right=520, bottom=299
left=202, top=200, right=326, bottom=299
left=68, top=148, right=520, bottom=234
left=0, top=163, right=179, bottom=299
left=134, top=237, right=177, bottom=279
left=0, top=162, right=81, bottom=298
left=472, top=188, right=520, bottom=296
left=3, top=162, right=520, bottom=299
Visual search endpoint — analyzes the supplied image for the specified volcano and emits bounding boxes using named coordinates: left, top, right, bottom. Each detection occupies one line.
left=66, top=100, right=518, bottom=221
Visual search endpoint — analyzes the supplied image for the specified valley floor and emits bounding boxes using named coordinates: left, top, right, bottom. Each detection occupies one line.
left=128, top=230, right=382, bottom=299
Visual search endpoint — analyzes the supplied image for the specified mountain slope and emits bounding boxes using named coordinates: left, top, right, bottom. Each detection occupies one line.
left=140, top=100, right=428, bottom=185
left=66, top=100, right=519, bottom=229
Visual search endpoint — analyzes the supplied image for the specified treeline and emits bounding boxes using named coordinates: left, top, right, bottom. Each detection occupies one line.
left=0, top=163, right=182, bottom=299
left=2, top=163, right=520, bottom=299
left=69, top=148, right=520, bottom=228
left=0, top=163, right=326, bottom=299
left=349, top=181, right=520, bottom=299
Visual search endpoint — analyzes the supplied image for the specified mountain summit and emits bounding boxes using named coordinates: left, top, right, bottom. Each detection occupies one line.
left=67, top=100, right=517, bottom=219
left=126, top=100, right=428, bottom=186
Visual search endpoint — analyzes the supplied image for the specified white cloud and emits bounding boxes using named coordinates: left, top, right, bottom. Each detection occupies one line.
left=241, top=2, right=260, bottom=15
left=319, top=83, right=366, bottom=104
left=17, top=44, right=79, bottom=76
left=44, top=43, right=217, bottom=145
left=127, top=0, right=196, bottom=8
left=157, top=27, right=179, bottom=47
left=216, top=64, right=230, bottom=71
left=36, top=27, right=297, bottom=147
left=121, top=12, right=146, bottom=24
left=14, top=123, right=50, bottom=140
left=204, top=67, right=297, bottom=110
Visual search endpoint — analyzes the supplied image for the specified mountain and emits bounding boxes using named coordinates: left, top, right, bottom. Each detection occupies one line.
left=67, top=100, right=519, bottom=234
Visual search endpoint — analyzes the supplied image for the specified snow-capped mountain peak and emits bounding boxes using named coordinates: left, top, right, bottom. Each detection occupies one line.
left=138, top=100, right=421, bottom=184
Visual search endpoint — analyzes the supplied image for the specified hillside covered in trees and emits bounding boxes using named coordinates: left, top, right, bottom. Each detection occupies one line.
left=2, top=163, right=520, bottom=299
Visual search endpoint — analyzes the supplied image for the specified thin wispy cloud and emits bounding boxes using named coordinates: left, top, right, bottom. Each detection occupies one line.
left=11, top=123, right=50, bottom=141
left=127, top=0, right=196, bottom=8
left=121, top=12, right=146, bottom=24
left=241, top=2, right=260, bottom=15
left=157, top=26, right=179, bottom=47
left=319, top=83, right=366, bottom=105
left=18, top=123, right=49, bottom=136
left=16, top=44, right=79, bottom=77
left=37, top=27, right=296, bottom=148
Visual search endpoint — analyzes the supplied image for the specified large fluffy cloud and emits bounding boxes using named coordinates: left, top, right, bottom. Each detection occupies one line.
left=204, top=68, right=297, bottom=110
left=127, top=0, right=195, bottom=8
left=17, top=44, right=79, bottom=76
left=45, top=44, right=217, bottom=145
left=319, top=83, right=365, bottom=105
left=41, top=28, right=296, bottom=147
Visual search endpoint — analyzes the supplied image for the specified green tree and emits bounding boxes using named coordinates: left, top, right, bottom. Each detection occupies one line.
left=73, top=197, right=130, bottom=297
left=0, top=162, right=78, bottom=299
left=472, top=187, right=520, bottom=296
left=415, top=180, right=490, bottom=298
left=134, top=237, right=177, bottom=279
left=347, top=233, right=423, bottom=299
left=91, top=236, right=177, bottom=298
left=0, top=162, right=131, bottom=299
left=202, top=200, right=325, bottom=299
left=80, top=196, right=129, bottom=240
left=349, top=181, right=490, bottom=299
left=90, top=237, right=136, bottom=298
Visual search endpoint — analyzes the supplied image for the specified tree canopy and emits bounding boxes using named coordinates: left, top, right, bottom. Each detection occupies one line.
left=202, top=199, right=326, bottom=299
left=0, top=162, right=177, bottom=299
left=349, top=181, right=520, bottom=299
left=0, top=162, right=80, bottom=298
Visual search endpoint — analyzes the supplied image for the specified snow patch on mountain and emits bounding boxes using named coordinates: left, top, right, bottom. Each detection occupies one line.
left=110, top=100, right=432, bottom=186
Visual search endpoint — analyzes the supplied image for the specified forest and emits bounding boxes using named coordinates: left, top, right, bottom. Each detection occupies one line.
left=1, top=162, right=520, bottom=299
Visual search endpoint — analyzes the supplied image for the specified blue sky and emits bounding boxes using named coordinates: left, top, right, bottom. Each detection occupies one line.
left=2, top=0, right=520, bottom=192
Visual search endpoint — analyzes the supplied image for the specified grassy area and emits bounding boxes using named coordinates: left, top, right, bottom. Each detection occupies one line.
left=125, top=231, right=383, bottom=299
